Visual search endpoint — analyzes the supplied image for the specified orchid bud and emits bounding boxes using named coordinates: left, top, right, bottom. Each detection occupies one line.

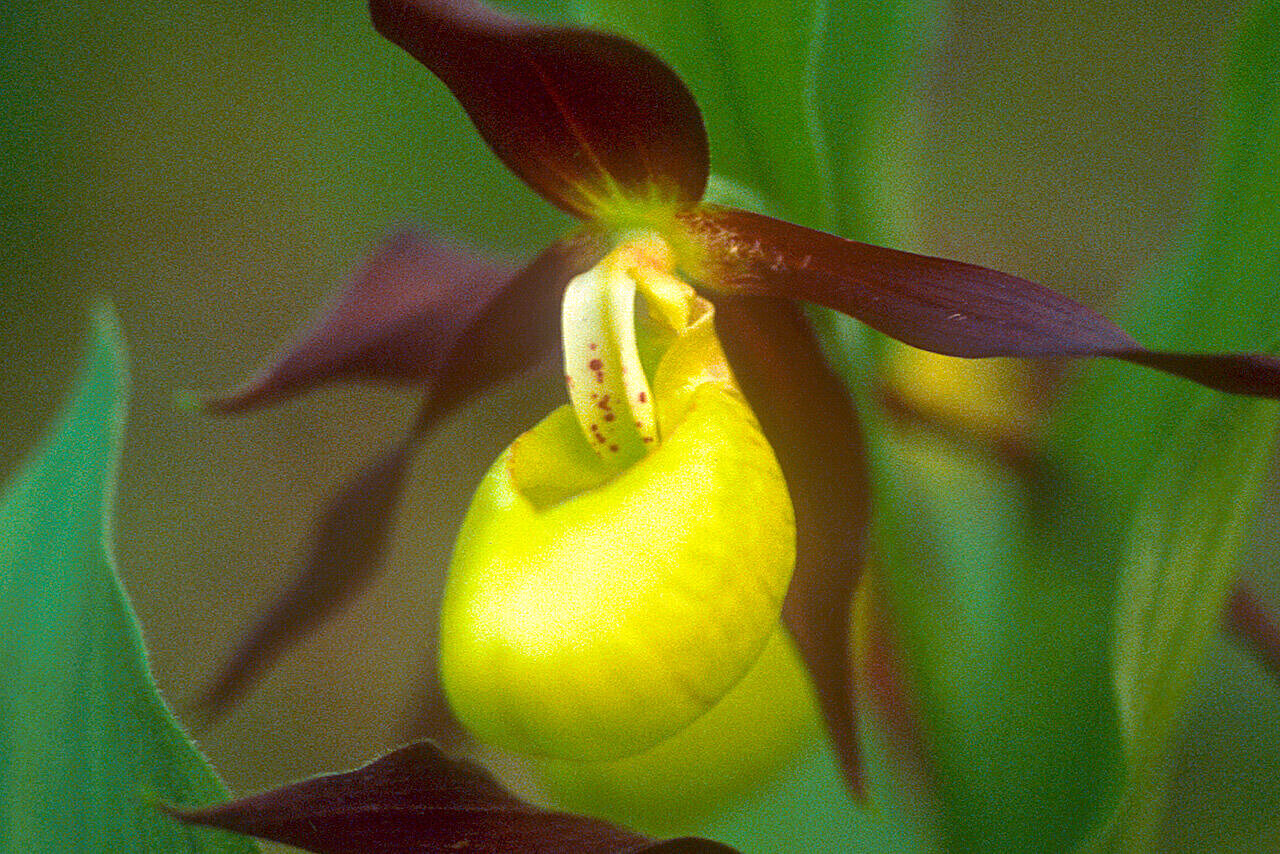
left=438, top=233, right=795, bottom=760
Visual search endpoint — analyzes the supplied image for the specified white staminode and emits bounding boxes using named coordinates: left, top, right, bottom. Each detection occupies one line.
left=560, top=233, right=674, bottom=466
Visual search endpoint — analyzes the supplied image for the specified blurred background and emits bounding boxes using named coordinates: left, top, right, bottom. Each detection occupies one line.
left=3, top=0, right=1275, bottom=848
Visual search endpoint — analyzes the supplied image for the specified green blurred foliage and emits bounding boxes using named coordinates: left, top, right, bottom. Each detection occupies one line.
left=1058, top=2, right=1280, bottom=848
left=0, top=308, right=255, bottom=853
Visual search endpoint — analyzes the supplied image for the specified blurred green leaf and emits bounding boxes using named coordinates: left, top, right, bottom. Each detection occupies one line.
left=1156, top=639, right=1280, bottom=852
left=808, top=0, right=935, bottom=242
left=0, top=306, right=256, bottom=853
left=871, top=433, right=1122, bottom=850
left=694, top=736, right=932, bottom=853
left=1049, top=0, right=1280, bottom=551
left=1048, top=0, right=1280, bottom=848
left=1093, top=394, right=1277, bottom=852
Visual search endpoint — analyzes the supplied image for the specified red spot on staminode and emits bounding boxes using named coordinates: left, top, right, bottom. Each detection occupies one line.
left=638, top=391, right=647, bottom=403
left=588, top=342, right=597, bottom=350
left=588, top=358, right=603, bottom=371
left=609, top=444, right=619, bottom=452
left=643, top=436, right=654, bottom=443
left=604, top=412, right=616, bottom=422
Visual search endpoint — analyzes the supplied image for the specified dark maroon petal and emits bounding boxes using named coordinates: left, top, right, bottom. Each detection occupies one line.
left=712, top=295, right=870, bottom=801
left=416, top=230, right=604, bottom=432
left=370, top=0, right=709, bottom=218
left=681, top=206, right=1280, bottom=398
left=195, top=430, right=421, bottom=722
left=165, top=742, right=738, bottom=853
left=211, top=231, right=516, bottom=413
left=1225, top=581, right=1280, bottom=687
left=198, top=234, right=602, bottom=721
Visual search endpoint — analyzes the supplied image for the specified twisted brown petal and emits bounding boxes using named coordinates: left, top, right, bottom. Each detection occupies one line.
left=416, top=230, right=605, bottom=430
left=370, top=0, right=709, bottom=219
left=165, top=741, right=738, bottom=853
left=210, top=232, right=515, bottom=413
left=195, top=430, right=420, bottom=723
left=198, top=235, right=602, bottom=720
left=712, top=295, right=871, bottom=801
left=681, top=206, right=1280, bottom=397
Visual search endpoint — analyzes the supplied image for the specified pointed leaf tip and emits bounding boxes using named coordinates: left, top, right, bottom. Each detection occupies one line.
left=712, top=296, right=870, bottom=801
left=683, top=206, right=1280, bottom=398
left=370, top=0, right=709, bottom=219
left=209, top=232, right=515, bottom=414
left=168, top=741, right=739, bottom=853
left=1, top=308, right=257, bottom=852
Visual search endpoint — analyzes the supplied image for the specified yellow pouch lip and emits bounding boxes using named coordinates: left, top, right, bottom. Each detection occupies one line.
left=439, top=379, right=794, bottom=760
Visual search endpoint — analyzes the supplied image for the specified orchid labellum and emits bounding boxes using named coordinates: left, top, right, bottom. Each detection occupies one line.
left=202, top=0, right=1280, bottom=799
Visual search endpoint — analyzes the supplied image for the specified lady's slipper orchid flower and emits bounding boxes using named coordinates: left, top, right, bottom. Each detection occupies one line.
left=201, top=0, right=1280, bottom=799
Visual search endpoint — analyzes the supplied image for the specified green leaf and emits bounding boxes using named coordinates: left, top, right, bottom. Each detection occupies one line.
left=1157, top=638, right=1280, bottom=852
left=1049, top=0, right=1280, bottom=549
left=870, top=433, right=1122, bottom=850
left=1047, top=0, right=1280, bottom=848
left=1090, top=395, right=1278, bottom=852
left=0, top=305, right=256, bottom=853
left=808, top=0, right=935, bottom=242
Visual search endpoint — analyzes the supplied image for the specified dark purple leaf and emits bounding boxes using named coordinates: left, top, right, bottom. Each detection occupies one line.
left=195, top=430, right=421, bottom=722
left=211, top=231, right=515, bottom=413
left=681, top=206, right=1280, bottom=398
left=1225, top=580, right=1280, bottom=688
left=712, top=295, right=870, bottom=801
left=165, top=741, right=739, bottom=853
left=370, top=0, right=709, bottom=219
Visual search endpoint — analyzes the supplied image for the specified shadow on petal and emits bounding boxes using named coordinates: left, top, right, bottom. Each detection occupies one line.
left=712, top=295, right=871, bottom=800
left=681, top=206, right=1280, bottom=398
